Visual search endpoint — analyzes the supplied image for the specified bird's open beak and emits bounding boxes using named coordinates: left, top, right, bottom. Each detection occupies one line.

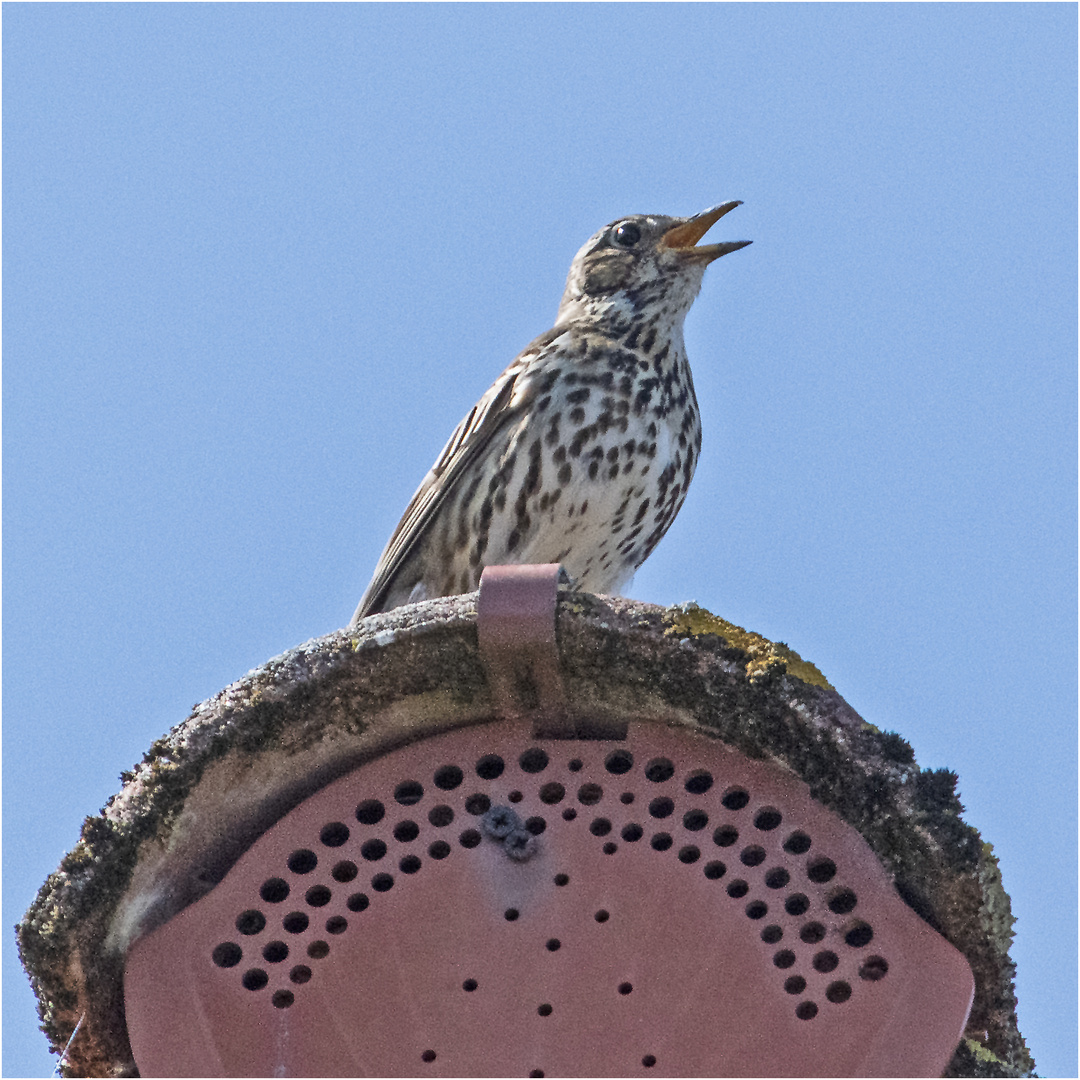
left=660, top=201, right=751, bottom=263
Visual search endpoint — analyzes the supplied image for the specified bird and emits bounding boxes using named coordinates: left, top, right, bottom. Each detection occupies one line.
left=351, top=202, right=750, bottom=625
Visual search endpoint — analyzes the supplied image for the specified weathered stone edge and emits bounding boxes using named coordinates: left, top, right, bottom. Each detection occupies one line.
left=17, top=592, right=1033, bottom=1077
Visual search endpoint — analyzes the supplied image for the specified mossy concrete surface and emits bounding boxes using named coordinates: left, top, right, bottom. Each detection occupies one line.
left=18, top=592, right=1033, bottom=1077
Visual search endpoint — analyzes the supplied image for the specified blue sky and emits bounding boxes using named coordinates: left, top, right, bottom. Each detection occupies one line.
left=4, top=4, right=1075, bottom=1076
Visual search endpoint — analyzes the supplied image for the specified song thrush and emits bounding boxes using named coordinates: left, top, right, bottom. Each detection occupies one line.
left=351, top=202, right=750, bottom=624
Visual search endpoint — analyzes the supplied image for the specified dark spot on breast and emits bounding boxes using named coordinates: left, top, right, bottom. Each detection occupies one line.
left=558, top=463, right=572, bottom=485
left=607, top=464, right=619, bottom=479
left=523, top=439, right=543, bottom=495
left=606, top=446, right=619, bottom=462
left=506, top=528, right=521, bottom=551
left=642, top=327, right=657, bottom=353
left=580, top=368, right=618, bottom=391
left=633, top=499, right=650, bottom=524
left=600, top=347, right=636, bottom=372
left=570, top=407, right=586, bottom=424
left=567, top=387, right=590, bottom=404
left=569, top=426, right=596, bottom=456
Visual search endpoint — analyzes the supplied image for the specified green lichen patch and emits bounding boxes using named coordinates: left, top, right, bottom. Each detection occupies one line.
left=947, top=1037, right=1033, bottom=1078
left=662, top=602, right=834, bottom=690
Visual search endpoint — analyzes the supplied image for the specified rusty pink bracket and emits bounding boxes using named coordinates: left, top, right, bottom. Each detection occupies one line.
left=476, top=564, right=575, bottom=738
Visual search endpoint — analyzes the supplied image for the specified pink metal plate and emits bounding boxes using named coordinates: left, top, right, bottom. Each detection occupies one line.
left=125, top=720, right=973, bottom=1077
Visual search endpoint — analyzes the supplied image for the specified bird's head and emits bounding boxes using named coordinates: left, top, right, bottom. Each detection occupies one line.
left=555, top=202, right=750, bottom=329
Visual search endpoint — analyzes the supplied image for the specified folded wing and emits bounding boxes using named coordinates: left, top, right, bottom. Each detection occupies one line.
left=351, top=326, right=567, bottom=622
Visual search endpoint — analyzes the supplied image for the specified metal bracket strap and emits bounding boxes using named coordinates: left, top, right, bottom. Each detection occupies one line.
left=476, top=563, right=574, bottom=738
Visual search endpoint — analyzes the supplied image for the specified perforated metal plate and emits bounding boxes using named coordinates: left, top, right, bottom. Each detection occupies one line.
left=125, top=720, right=973, bottom=1077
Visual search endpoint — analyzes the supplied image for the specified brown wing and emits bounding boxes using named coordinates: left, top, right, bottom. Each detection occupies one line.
left=351, top=326, right=567, bottom=623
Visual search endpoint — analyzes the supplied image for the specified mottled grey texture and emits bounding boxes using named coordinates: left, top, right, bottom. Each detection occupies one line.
left=18, top=592, right=1032, bottom=1077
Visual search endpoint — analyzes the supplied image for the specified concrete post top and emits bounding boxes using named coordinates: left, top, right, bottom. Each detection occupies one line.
left=18, top=587, right=1031, bottom=1077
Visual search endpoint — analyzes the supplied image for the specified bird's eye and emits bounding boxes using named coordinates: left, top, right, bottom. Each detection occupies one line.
left=611, top=222, right=641, bottom=248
